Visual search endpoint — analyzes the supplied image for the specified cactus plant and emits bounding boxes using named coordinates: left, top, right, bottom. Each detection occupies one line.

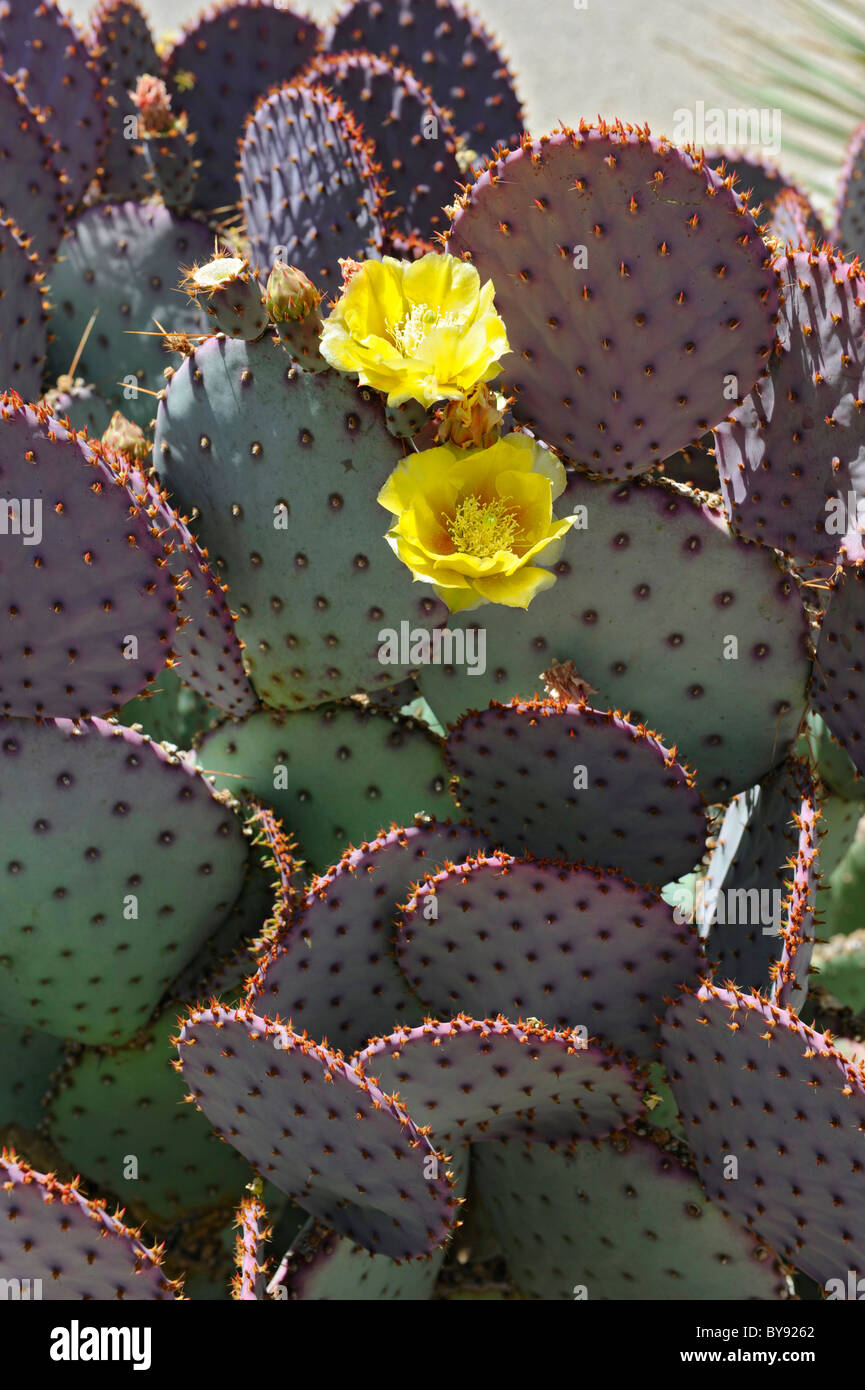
left=7, top=0, right=865, bottom=1306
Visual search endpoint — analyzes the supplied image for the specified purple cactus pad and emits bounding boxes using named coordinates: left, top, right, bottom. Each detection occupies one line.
left=445, top=698, right=706, bottom=886
left=177, top=1002, right=462, bottom=1258
left=397, top=853, right=704, bottom=1060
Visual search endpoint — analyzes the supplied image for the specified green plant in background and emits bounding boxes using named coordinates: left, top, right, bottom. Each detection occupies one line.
left=688, top=0, right=865, bottom=208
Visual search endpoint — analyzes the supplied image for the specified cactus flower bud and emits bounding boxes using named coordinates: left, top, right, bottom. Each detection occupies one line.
left=101, top=411, right=152, bottom=464
left=129, top=74, right=176, bottom=136
left=265, top=262, right=322, bottom=323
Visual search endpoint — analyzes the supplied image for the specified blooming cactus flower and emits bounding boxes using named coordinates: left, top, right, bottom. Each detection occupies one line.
left=319, top=252, right=510, bottom=408
left=378, top=432, right=576, bottom=612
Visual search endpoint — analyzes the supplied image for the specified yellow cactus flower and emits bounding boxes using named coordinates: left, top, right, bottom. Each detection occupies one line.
left=319, top=252, right=510, bottom=408
left=378, top=433, right=576, bottom=612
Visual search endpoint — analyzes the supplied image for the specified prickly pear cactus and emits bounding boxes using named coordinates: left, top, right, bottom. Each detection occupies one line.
left=4, top=0, right=865, bottom=1307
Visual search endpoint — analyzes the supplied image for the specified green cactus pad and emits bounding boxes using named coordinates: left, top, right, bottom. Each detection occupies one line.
left=398, top=854, right=704, bottom=1060
left=447, top=122, right=777, bottom=479
left=154, top=334, right=449, bottom=709
left=248, top=819, right=488, bottom=1050
left=267, top=1215, right=447, bottom=1300
left=798, top=710, right=864, bottom=802
left=44, top=1003, right=259, bottom=1224
left=353, top=1016, right=647, bottom=1145
left=197, top=705, right=452, bottom=874
left=0, top=1023, right=66, bottom=1128
left=822, top=822, right=865, bottom=938
left=0, top=716, right=247, bottom=1044
left=810, top=931, right=865, bottom=1012
left=177, top=1003, right=462, bottom=1258
left=119, top=668, right=214, bottom=750
left=445, top=699, right=706, bottom=886
left=418, top=471, right=810, bottom=798
left=816, top=793, right=863, bottom=879
left=472, top=1132, right=791, bottom=1300
left=46, top=202, right=211, bottom=428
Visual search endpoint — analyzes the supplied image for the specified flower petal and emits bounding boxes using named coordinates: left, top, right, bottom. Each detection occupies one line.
left=473, top=566, right=558, bottom=608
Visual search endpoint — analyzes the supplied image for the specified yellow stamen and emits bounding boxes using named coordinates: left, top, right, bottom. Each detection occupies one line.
left=445, top=495, right=522, bottom=557
left=388, top=303, right=462, bottom=356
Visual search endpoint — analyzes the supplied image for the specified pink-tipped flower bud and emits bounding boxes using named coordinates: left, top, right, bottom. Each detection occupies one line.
left=265, top=261, right=322, bottom=323
left=130, top=73, right=175, bottom=136
left=101, top=411, right=152, bottom=463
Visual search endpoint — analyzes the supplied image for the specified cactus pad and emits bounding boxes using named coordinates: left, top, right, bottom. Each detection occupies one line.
left=177, top=1003, right=461, bottom=1257
left=0, top=1024, right=65, bottom=1127
left=445, top=699, right=706, bottom=886
left=239, top=82, right=387, bottom=285
left=268, top=1213, right=446, bottom=1300
left=45, top=1003, right=258, bottom=1224
left=198, top=706, right=452, bottom=874
left=0, top=396, right=180, bottom=718
left=248, top=819, right=488, bottom=1049
left=0, top=1152, right=180, bottom=1298
left=154, top=334, right=448, bottom=709
left=113, top=460, right=257, bottom=719
left=296, top=51, right=460, bottom=251
left=702, top=759, right=819, bottom=1009
left=447, top=122, right=777, bottom=479
left=164, top=1, right=321, bottom=217
left=46, top=202, right=211, bottom=428
left=91, top=0, right=159, bottom=203
left=418, top=470, right=810, bottom=798
left=706, top=148, right=826, bottom=243
left=0, top=716, right=247, bottom=1044
left=833, top=121, right=865, bottom=260
left=714, top=249, right=865, bottom=564
left=328, top=0, right=523, bottom=152
left=353, top=1016, right=647, bottom=1144
left=810, top=566, right=865, bottom=779
left=663, top=981, right=865, bottom=1286
left=0, top=74, right=70, bottom=262
left=472, top=1132, right=792, bottom=1300
left=398, top=854, right=704, bottom=1059
left=0, top=220, right=48, bottom=402
left=0, top=0, right=107, bottom=206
